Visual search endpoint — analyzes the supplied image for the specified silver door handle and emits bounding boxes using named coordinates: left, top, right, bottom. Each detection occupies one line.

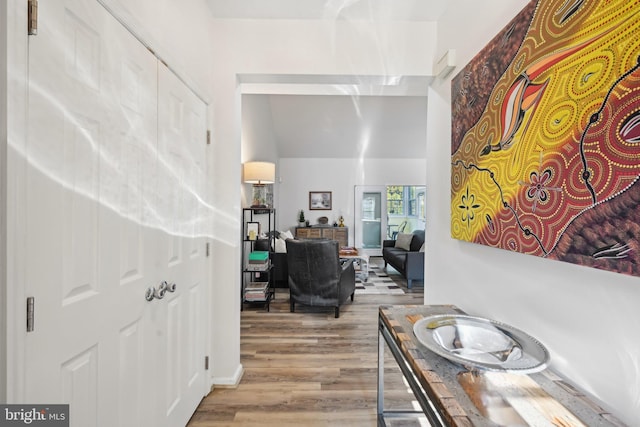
left=156, top=281, right=168, bottom=299
left=145, top=282, right=176, bottom=302
left=159, top=281, right=177, bottom=294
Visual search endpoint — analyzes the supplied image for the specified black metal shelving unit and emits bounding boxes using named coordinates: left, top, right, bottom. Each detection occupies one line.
left=241, top=208, right=276, bottom=311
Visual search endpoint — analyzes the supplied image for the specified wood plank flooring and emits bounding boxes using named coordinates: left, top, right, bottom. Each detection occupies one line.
left=187, top=258, right=426, bottom=426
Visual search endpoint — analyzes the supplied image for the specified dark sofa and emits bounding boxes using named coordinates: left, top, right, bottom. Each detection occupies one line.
left=382, top=230, right=425, bottom=288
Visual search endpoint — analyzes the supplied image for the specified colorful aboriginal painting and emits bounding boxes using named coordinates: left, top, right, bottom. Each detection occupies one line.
left=451, top=0, right=640, bottom=277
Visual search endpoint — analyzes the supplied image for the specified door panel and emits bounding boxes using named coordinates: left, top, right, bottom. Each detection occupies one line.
left=354, top=186, right=387, bottom=256
left=62, top=113, right=100, bottom=303
left=62, top=347, right=98, bottom=427
left=165, top=297, right=182, bottom=414
left=25, top=1, right=207, bottom=426
left=118, top=322, right=144, bottom=427
left=362, top=191, right=382, bottom=249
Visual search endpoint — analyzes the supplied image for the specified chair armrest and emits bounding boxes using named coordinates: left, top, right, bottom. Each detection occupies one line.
left=341, top=258, right=355, bottom=272
left=383, top=240, right=396, bottom=248
left=339, top=259, right=356, bottom=301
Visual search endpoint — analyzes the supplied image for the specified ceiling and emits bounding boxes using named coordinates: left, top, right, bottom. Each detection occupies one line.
left=207, top=0, right=449, bottom=21
left=210, top=0, right=445, bottom=159
left=245, top=94, right=428, bottom=158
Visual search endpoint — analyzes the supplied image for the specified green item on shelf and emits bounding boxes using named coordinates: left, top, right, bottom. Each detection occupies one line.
left=248, top=251, right=269, bottom=261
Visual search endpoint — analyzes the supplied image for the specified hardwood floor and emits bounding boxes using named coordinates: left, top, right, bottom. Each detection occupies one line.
left=187, top=258, right=426, bottom=426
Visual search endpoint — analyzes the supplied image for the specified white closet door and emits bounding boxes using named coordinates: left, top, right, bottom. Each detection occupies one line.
left=25, top=1, right=207, bottom=426
left=156, top=62, right=208, bottom=427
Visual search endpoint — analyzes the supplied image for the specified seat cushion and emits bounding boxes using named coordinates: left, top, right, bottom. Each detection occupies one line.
left=383, top=247, right=407, bottom=271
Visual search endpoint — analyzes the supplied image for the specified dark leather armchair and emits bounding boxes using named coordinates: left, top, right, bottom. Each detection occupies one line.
left=285, top=239, right=356, bottom=318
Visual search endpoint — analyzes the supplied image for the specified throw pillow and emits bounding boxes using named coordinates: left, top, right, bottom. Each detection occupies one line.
left=419, top=242, right=425, bottom=252
left=281, top=230, right=294, bottom=240
left=395, top=233, right=413, bottom=251
left=274, top=237, right=287, bottom=253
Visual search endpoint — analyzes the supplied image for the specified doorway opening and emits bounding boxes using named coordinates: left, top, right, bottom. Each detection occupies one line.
left=355, top=185, right=426, bottom=256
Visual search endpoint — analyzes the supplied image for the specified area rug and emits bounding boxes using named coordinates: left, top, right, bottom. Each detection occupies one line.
left=355, top=267, right=405, bottom=295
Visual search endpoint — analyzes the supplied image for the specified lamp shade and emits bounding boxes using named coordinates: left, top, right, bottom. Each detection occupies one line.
left=243, top=161, right=275, bottom=184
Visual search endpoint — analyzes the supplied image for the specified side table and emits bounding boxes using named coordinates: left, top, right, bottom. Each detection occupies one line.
left=377, top=305, right=624, bottom=426
left=339, top=248, right=369, bottom=282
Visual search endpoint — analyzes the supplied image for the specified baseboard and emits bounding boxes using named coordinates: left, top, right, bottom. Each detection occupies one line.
left=210, top=364, right=244, bottom=390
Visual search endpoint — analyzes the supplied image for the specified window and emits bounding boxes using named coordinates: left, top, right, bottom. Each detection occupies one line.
left=417, top=191, right=426, bottom=220
left=387, top=185, right=426, bottom=218
left=386, top=186, right=405, bottom=215
left=408, top=187, right=418, bottom=216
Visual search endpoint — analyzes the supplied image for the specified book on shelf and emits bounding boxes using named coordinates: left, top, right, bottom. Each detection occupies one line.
left=244, top=294, right=268, bottom=301
left=244, top=281, right=269, bottom=301
left=245, top=281, right=269, bottom=291
left=248, top=251, right=269, bottom=261
left=245, top=260, right=270, bottom=271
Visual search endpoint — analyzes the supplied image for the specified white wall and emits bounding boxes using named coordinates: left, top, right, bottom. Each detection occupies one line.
left=426, top=1, right=640, bottom=424
left=277, top=158, right=426, bottom=243
left=241, top=94, right=280, bottom=208
left=0, top=0, right=8, bottom=403
left=212, top=19, right=436, bottom=76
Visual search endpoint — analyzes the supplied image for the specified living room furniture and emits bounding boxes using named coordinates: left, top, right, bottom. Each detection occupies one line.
left=254, top=235, right=289, bottom=288
left=241, top=208, right=276, bottom=310
left=285, top=239, right=356, bottom=318
left=339, top=247, right=369, bottom=282
left=377, top=304, right=623, bottom=426
left=295, top=226, right=348, bottom=247
left=382, top=230, right=424, bottom=288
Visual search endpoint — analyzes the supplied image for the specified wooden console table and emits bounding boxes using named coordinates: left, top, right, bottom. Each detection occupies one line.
left=295, top=226, right=348, bottom=247
left=377, top=305, right=625, bottom=426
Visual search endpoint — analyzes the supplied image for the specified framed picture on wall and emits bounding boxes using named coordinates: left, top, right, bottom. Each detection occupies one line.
left=246, top=222, right=259, bottom=240
left=309, top=191, right=332, bottom=210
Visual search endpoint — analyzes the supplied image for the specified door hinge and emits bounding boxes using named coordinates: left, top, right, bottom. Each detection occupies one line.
left=205, top=356, right=209, bottom=370
left=26, top=297, right=35, bottom=332
left=206, top=242, right=210, bottom=257
left=28, top=0, right=38, bottom=36
left=206, top=130, right=211, bottom=145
